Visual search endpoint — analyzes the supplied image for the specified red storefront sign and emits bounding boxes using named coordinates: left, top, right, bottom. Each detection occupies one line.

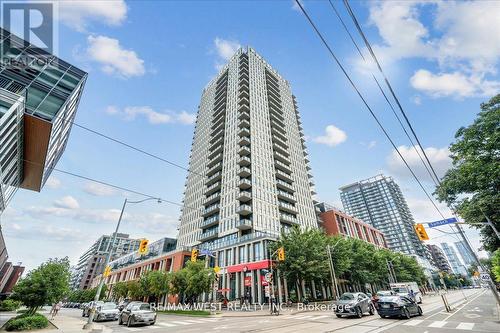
left=244, top=276, right=252, bottom=287
left=227, top=260, right=270, bottom=273
left=260, top=275, right=268, bottom=286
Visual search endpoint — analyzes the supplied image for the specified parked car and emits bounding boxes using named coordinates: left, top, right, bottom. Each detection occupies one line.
left=118, top=302, right=157, bottom=327
left=94, top=302, right=119, bottom=322
left=335, top=292, right=375, bottom=318
left=82, top=301, right=104, bottom=317
left=372, top=290, right=397, bottom=309
left=118, top=299, right=132, bottom=311
left=390, top=282, right=423, bottom=303
left=377, top=295, right=423, bottom=319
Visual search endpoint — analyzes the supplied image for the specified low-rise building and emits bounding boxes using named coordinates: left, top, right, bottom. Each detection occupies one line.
left=0, top=263, right=24, bottom=298
left=91, top=238, right=191, bottom=304
left=316, top=202, right=387, bottom=248
left=71, top=233, right=141, bottom=290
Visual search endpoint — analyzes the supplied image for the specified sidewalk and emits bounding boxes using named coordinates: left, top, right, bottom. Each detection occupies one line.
left=39, top=310, right=111, bottom=333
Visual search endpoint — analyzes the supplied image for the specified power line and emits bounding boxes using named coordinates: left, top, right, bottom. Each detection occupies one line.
left=293, top=0, right=446, bottom=221
left=342, top=0, right=441, bottom=185
left=327, top=0, right=438, bottom=187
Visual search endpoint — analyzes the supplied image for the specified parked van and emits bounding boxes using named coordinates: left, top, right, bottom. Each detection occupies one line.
left=390, top=282, right=422, bottom=304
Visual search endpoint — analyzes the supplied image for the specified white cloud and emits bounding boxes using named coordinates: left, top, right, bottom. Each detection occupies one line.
left=410, top=69, right=500, bottom=98
left=312, top=125, right=347, bottom=147
left=45, top=176, right=61, bottom=189
left=54, top=196, right=80, bottom=210
left=412, top=95, right=422, bottom=105
left=59, top=0, right=128, bottom=31
left=363, top=1, right=500, bottom=99
left=83, top=183, right=117, bottom=197
left=106, top=105, right=196, bottom=125
left=87, top=35, right=145, bottom=78
left=387, top=145, right=452, bottom=181
left=214, top=38, right=241, bottom=61
left=406, top=197, right=452, bottom=223
left=4, top=222, right=86, bottom=242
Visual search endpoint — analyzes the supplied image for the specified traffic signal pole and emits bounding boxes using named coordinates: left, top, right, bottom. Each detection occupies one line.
left=83, top=198, right=127, bottom=330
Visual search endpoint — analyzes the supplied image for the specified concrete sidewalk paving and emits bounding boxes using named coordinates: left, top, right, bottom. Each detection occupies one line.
left=40, top=310, right=111, bottom=333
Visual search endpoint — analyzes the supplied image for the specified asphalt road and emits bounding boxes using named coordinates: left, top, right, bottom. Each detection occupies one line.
left=59, top=289, right=499, bottom=333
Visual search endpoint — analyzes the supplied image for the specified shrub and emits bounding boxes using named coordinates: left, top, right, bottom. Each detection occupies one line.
left=4, top=313, right=48, bottom=331
left=0, top=299, right=22, bottom=312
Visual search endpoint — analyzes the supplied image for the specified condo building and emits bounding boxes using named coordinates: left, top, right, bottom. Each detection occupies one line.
left=340, top=174, right=428, bottom=258
left=426, top=244, right=453, bottom=274
left=454, top=241, right=476, bottom=267
left=71, top=233, right=141, bottom=290
left=441, top=243, right=468, bottom=276
left=0, top=28, right=87, bottom=212
left=176, top=47, right=318, bottom=303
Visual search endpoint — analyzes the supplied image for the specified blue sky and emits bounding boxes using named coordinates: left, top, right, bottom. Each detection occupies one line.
left=2, top=0, right=499, bottom=271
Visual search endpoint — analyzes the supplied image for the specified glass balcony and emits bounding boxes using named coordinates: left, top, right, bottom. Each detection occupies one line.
left=277, top=190, right=296, bottom=203
left=239, top=127, right=250, bottom=137
left=239, top=135, right=250, bottom=146
left=275, top=159, right=292, bottom=174
left=204, top=191, right=221, bottom=205
left=205, top=181, right=222, bottom=195
left=238, top=166, right=251, bottom=177
left=207, top=161, right=222, bottom=177
left=276, top=179, right=294, bottom=192
left=275, top=169, right=293, bottom=182
left=272, top=134, right=288, bottom=148
left=271, top=123, right=287, bottom=138
left=208, top=145, right=223, bottom=160
left=238, top=90, right=249, bottom=99
left=278, top=201, right=297, bottom=214
left=239, top=146, right=251, bottom=156
left=206, top=171, right=222, bottom=185
left=239, top=119, right=250, bottom=129
left=238, top=110, right=250, bottom=121
left=239, top=178, right=252, bottom=190
left=273, top=150, right=290, bottom=165
left=208, top=151, right=223, bottom=164
left=238, top=190, right=252, bottom=202
left=238, top=96, right=249, bottom=107
left=237, top=204, right=252, bottom=215
left=238, top=156, right=251, bottom=166
left=236, top=219, right=252, bottom=230
left=200, top=214, right=220, bottom=228
left=280, top=213, right=298, bottom=225
left=199, top=228, right=218, bottom=241
left=273, top=142, right=289, bottom=157
left=203, top=204, right=220, bottom=217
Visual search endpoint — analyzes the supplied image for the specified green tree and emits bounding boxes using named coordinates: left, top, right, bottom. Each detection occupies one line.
left=127, top=281, right=144, bottom=300
left=112, top=281, right=129, bottom=300
left=143, top=271, right=170, bottom=305
left=170, top=267, right=188, bottom=302
left=170, top=261, right=214, bottom=304
left=11, top=258, right=71, bottom=314
left=492, top=249, right=500, bottom=282
left=435, top=94, right=500, bottom=252
left=271, top=227, right=332, bottom=300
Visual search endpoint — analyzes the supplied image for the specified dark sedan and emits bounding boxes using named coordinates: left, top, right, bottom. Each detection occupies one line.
left=377, top=295, right=422, bottom=319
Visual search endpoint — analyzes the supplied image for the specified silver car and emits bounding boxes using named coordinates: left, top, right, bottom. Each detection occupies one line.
left=94, top=302, right=119, bottom=322
left=118, top=302, right=157, bottom=327
left=335, top=292, right=375, bottom=318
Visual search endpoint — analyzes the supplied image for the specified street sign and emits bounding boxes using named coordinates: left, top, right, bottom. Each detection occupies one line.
left=480, top=273, right=490, bottom=281
left=428, top=217, right=458, bottom=228
left=200, top=249, right=215, bottom=257
left=265, top=272, right=273, bottom=283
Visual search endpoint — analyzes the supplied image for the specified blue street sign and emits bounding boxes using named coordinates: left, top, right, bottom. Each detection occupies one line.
left=428, top=217, right=458, bottom=228
left=199, top=249, right=215, bottom=257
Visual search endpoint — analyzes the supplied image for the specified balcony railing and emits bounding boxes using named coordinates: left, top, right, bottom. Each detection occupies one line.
left=205, top=181, right=222, bottom=195
left=238, top=166, right=251, bottom=177
left=278, top=201, right=297, bottom=214
left=275, top=159, right=292, bottom=173
left=237, top=204, right=252, bottom=215
left=206, top=171, right=222, bottom=185
left=201, top=215, right=220, bottom=228
left=239, top=135, right=250, bottom=146
left=239, top=119, right=250, bottom=129
left=239, top=146, right=251, bottom=156
left=276, top=169, right=293, bottom=182
left=199, top=228, right=218, bottom=241
left=273, top=150, right=290, bottom=165
left=203, top=204, right=220, bottom=217
left=239, top=178, right=252, bottom=190
left=236, top=219, right=252, bottom=230
left=238, top=190, right=252, bottom=202
left=276, top=179, right=294, bottom=192
left=204, top=192, right=221, bottom=205
left=238, top=156, right=251, bottom=166
left=277, top=190, right=295, bottom=203
left=207, top=161, right=222, bottom=176
left=280, top=213, right=298, bottom=225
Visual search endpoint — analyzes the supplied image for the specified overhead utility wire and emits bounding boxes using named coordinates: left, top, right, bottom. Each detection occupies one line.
left=327, top=0, right=438, bottom=187
left=342, top=0, right=441, bottom=185
left=293, top=0, right=446, bottom=221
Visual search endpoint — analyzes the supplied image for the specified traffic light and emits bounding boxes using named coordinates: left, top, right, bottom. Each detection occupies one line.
left=191, top=249, right=199, bottom=262
left=138, top=239, right=149, bottom=255
left=414, top=223, right=429, bottom=241
left=277, top=247, right=285, bottom=261
left=103, top=266, right=111, bottom=277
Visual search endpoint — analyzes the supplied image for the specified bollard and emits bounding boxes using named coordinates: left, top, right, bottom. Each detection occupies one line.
left=441, top=294, right=451, bottom=312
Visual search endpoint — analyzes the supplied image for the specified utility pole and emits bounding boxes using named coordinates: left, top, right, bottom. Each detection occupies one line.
left=326, top=245, right=340, bottom=299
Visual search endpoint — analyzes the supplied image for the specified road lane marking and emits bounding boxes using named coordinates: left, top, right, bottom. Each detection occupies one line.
left=157, top=322, right=176, bottom=327
left=444, top=289, right=487, bottom=321
left=456, top=322, right=475, bottom=330
left=428, top=321, right=447, bottom=328
left=403, top=319, right=424, bottom=326
left=123, top=328, right=141, bottom=332
left=146, top=326, right=160, bottom=329
left=293, top=315, right=312, bottom=319
left=171, top=320, right=192, bottom=325
left=310, top=315, right=330, bottom=320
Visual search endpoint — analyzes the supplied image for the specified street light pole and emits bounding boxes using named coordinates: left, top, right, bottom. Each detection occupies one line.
left=83, top=197, right=161, bottom=330
left=326, top=239, right=342, bottom=300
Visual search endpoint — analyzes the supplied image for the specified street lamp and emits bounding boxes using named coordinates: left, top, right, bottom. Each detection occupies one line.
left=326, top=238, right=342, bottom=300
left=83, top=197, right=162, bottom=330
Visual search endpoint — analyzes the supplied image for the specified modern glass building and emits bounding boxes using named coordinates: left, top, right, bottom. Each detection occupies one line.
left=0, top=28, right=87, bottom=211
left=426, top=244, right=452, bottom=274
left=340, top=174, right=428, bottom=258
left=454, top=241, right=476, bottom=267
left=441, top=242, right=468, bottom=276
left=176, top=47, right=318, bottom=303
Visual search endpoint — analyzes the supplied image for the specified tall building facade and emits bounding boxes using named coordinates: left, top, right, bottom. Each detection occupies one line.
left=454, top=241, right=476, bottom=267
left=71, top=233, right=141, bottom=290
left=0, top=28, right=87, bottom=212
left=340, top=174, right=427, bottom=258
left=177, top=48, right=317, bottom=303
left=441, top=243, right=468, bottom=276
left=426, top=244, right=452, bottom=274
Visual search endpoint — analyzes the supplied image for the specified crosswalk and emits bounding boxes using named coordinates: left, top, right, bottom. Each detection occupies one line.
left=403, top=319, right=475, bottom=331
left=291, top=314, right=333, bottom=321
left=114, top=317, right=221, bottom=332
